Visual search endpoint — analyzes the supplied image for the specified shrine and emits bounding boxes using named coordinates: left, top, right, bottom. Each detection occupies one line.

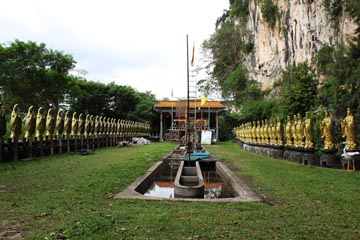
left=154, top=99, right=226, bottom=143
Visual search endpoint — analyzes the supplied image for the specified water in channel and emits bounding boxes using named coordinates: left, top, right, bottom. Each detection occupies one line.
left=144, top=162, right=234, bottom=199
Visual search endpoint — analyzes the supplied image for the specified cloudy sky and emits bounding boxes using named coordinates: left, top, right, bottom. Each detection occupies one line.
left=0, top=0, right=229, bottom=99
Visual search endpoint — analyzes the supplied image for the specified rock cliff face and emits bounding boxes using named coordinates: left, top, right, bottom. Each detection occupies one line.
left=244, top=0, right=357, bottom=89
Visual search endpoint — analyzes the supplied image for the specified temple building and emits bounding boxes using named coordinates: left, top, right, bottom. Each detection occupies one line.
left=154, top=99, right=227, bottom=143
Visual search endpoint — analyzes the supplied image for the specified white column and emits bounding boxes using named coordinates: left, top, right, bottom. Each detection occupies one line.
left=216, top=111, right=219, bottom=141
left=160, top=111, right=163, bottom=141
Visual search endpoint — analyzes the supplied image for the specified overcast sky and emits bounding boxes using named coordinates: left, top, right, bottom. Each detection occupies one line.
left=0, top=0, right=229, bottom=100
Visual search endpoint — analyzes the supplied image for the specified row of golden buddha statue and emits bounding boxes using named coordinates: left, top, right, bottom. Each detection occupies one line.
left=234, top=109, right=358, bottom=151
left=2, top=103, right=150, bottom=141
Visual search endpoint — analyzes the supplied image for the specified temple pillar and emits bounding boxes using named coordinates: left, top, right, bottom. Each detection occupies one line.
left=160, top=110, right=163, bottom=141
left=216, top=111, right=219, bottom=141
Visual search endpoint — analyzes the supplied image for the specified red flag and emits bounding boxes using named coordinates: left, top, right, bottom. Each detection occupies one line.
left=171, top=88, right=173, bottom=98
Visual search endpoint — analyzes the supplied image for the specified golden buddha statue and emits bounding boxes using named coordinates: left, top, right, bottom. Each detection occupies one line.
left=276, top=117, right=283, bottom=146
left=341, top=108, right=358, bottom=150
left=285, top=116, right=292, bottom=146
left=78, top=113, right=85, bottom=136
left=56, top=110, right=64, bottom=136
left=320, top=110, right=335, bottom=149
left=304, top=112, right=314, bottom=148
left=63, top=111, right=71, bottom=137
left=71, top=112, right=78, bottom=137
left=9, top=104, right=22, bottom=140
left=291, top=115, right=297, bottom=147
left=45, top=108, right=56, bottom=137
left=296, top=113, right=304, bottom=148
left=35, top=107, right=45, bottom=138
left=24, top=106, right=36, bottom=139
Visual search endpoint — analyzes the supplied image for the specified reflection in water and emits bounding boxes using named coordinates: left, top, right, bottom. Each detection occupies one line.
left=145, top=183, right=174, bottom=198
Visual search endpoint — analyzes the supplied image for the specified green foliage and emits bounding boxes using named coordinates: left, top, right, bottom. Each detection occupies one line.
left=239, top=98, right=279, bottom=122
left=279, top=63, right=318, bottom=116
left=315, top=45, right=335, bottom=75
left=218, top=112, right=242, bottom=140
left=344, top=0, right=360, bottom=34
left=0, top=39, right=76, bottom=109
left=229, top=0, right=249, bottom=23
left=315, top=44, right=360, bottom=113
left=215, top=10, right=230, bottom=28
left=316, top=77, right=339, bottom=110
left=223, top=66, right=248, bottom=97
left=241, top=42, right=254, bottom=54
left=68, top=79, right=157, bottom=124
left=323, top=0, right=343, bottom=28
left=202, top=19, right=243, bottom=86
left=126, top=91, right=158, bottom=124
left=202, top=6, right=258, bottom=104
left=0, top=39, right=159, bottom=131
left=261, top=0, right=278, bottom=29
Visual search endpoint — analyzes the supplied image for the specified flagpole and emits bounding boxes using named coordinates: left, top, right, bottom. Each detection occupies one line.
left=186, top=34, right=191, bottom=156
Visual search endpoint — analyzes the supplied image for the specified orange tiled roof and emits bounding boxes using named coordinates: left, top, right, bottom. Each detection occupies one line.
left=154, top=100, right=226, bottom=109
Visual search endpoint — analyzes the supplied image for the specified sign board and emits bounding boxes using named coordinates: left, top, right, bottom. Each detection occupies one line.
left=201, top=130, right=212, bottom=145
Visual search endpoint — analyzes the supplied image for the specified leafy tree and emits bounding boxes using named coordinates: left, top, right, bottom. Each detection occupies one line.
left=68, top=80, right=157, bottom=126
left=127, top=91, right=157, bottom=122
left=279, top=63, right=318, bottom=116
left=68, top=80, right=139, bottom=119
left=68, top=78, right=112, bottom=116
left=202, top=19, right=243, bottom=89
left=218, top=112, right=241, bottom=141
left=315, top=44, right=359, bottom=114
left=239, top=98, right=279, bottom=122
left=229, top=0, right=249, bottom=23
left=0, top=40, right=75, bottom=109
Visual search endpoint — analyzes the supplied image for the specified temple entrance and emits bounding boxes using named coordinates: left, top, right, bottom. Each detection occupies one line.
left=154, top=99, right=226, bottom=143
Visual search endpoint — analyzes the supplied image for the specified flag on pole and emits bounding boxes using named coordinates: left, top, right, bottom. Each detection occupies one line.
left=190, top=45, right=195, bottom=67
left=170, top=88, right=173, bottom=98
left=201, top=97, right=208, bottom=106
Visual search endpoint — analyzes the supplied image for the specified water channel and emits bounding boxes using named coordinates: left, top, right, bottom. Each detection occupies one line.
left=144, top=161, right=234, bottom=199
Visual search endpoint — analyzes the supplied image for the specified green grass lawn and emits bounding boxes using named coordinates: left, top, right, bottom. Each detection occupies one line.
left=1, top=141, right=360, bottom=239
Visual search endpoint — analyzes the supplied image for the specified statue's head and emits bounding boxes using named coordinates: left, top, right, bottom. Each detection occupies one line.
left=13, top=104, right=19, bottom=113
left=347, top=108, right=351, bottom=114
left=38, top=107, right=44, bottom=115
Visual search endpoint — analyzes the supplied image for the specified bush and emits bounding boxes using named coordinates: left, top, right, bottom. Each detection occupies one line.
left=261, top=0, right=278, bottom=29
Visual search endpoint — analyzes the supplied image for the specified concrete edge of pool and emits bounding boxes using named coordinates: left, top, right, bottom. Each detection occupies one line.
left=114, top=158, right=262, bottom=203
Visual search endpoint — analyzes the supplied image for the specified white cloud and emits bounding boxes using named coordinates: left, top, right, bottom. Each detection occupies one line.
left=0, top=0, right=229, bottom=99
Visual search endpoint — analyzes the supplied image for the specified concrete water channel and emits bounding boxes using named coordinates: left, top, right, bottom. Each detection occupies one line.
left=115, top=146, right=261, bottom=202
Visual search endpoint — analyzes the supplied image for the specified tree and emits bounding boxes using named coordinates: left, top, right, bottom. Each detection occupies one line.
left=201, top=19, right=244, bottom=99
left=279, top=63, right=318, bottom=116
left=0, top=40, right=76, bottom=109
left=68, top=80, right=158, bottom=126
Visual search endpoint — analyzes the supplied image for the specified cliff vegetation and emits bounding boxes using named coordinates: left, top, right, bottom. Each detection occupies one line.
left=202, top=0, right=360, bottom=142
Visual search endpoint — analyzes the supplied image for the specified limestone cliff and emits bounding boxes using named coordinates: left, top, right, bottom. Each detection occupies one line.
left=244, top=0, right=357, bottom=89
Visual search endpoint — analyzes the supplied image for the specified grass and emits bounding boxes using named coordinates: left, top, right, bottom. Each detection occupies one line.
left=1, top=141, right=360, bottom=239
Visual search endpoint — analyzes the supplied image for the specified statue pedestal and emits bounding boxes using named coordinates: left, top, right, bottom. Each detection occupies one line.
left=284, top=146, right=303, bottom=163
left=269, top=146, right=284, bottom=159
left=320, top=149, right=338, bottom=168
left=302, top=148, right=319, bottom=166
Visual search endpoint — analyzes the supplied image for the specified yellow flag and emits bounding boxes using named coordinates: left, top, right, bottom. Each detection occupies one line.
left=201, top=97, right=208, bottom=106
left=191, top=45, right=195, bottom=66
